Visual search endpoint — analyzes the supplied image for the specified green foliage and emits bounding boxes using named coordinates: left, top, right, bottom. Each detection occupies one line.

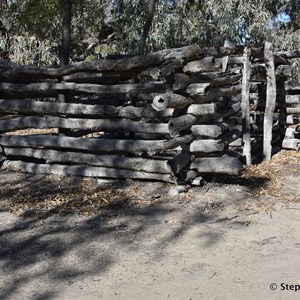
left=1, top=0, right=300, bottom=66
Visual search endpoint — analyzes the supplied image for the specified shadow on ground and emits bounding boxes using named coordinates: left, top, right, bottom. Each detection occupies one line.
left=0, top=170, right=270, bottom=299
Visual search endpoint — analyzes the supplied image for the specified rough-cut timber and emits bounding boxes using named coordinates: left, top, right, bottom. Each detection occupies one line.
left=183, top=57, right=222, bottom=73
left=1, top=147, right=172, bottom=174
left=191, top=155, right=243, bottom=175
left=282, top=138, right=300, bottom=150
left=2, top=160, right=174, bottom=182
left=189, top=140, right=224, bottom=153
left=0, top=99, right=174, bottom=120
left=0, top=82, right=170, bottom=98
left=0, top=134, right=193, bottom=156
left=263, top=41, right=277, bottom=161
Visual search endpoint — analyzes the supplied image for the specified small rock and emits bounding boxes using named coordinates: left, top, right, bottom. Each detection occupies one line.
left=168, top=185, right=189, bottom=196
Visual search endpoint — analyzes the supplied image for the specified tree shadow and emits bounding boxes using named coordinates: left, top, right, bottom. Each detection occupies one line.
left=0, top=170, right=270, bottom=299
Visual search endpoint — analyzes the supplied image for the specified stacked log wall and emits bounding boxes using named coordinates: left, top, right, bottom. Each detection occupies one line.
left=0, top=43, right=298, bottom=183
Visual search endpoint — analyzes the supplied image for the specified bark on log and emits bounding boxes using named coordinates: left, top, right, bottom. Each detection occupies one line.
left=282, top=138, right=300, bottom=150
left=168, top=114, right=197, bottom=137
left=186, top=83, right=210, bottom=96
left=0, top=134, right=193, bottom=156
left=1, top=147, right=172, bottom=174
left=0, top=99, right=174, bottom=120
left=0, top=45, right=202, bottom=79
left=190, top=155, right=243, bottom=175
left=2, top=160, right=174, bottom=182
left=285, top=81, right=300, bottom=91
left=241, top=46, right=251, bottom=165
left=276, top=65, right=292, bottom=78
left=189, top=140, right=224, bottom=153
left=152, top=93, right=193, bottom=111
left=189, top=85, right=241, bottom=102
left=0, top=82, right=170, bottom=98
left=183, top=57, right=222, bottom=73
left=172, top=73, right=241, bottom=91
left=263, top=41, right=277, bottom=161
left=0, top=116, right=169, bottom=134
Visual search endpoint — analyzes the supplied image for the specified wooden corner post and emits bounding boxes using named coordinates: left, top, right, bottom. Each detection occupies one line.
left=263, top=41, right=276, bottom=161
left=241, top=46, right=251, bottom=165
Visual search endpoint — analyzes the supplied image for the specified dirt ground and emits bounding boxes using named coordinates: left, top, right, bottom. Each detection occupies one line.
left=0, top=150, right=300, bottom=300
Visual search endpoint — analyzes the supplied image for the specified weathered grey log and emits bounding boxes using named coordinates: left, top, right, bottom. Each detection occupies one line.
left=276, top=50, right=300, bottom=59
left=186, top=83, right=210, bottom=96
left=0, top=82, right=171, bottom=98
left=191, top=155, right=243, bottom=175
left=134, top=133, right=170, bottom=140
left=276, top=65, right=292, bottom=78
left=2, top=160, right=174, bottom=182
left=196, top=102, right=241, bottom=124
left=285, top=81, right=300, bottom=91
left=0, top=99, right=174, bottom=120
left=263, top=41, right=277, bottom=161
left=168, top=150, right=191, bottom=174
left=168, top=114, right=197, bottom=137
left=1, top=147, right=173, bottom=174
left=183, top=57, right=222, bottom=73
left=285, top=95, right=300, bottom=104
left=187, top=103, right=219, bottom=115
left=0, top=116, right=169, bottom=134
left=241, top=46, right=252, bottom=165
left=286, top=106, right=300, bottom=114
left=140, top=58, right=183, bottom=80
left=191, top=119, right=237, bottom=138
left=282, top=138, right=300, bottom=150
left=189, top=140, right=224, bottom=153
left=152, top=93, right=193, bottom=111
left=172, top=73, right=241, bottom=91
left=190, top=85, right=241, bottom=102
left=0, top=45, right=202, bottom=79
left=281, top=115, right=300, bottom=125
left=0, top=134, right=193, bottom=156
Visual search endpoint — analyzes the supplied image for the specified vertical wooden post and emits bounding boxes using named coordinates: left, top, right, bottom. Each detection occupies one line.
left=241, top=46, right=251, bottom=165
left=263, top=41, right=277, bottom=161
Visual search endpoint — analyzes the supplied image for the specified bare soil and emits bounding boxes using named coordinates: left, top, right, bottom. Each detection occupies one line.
left=0, top=150, right=300, bottom=300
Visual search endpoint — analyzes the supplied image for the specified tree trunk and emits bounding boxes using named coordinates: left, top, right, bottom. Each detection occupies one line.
left=138, top=0, right=156, bottom=54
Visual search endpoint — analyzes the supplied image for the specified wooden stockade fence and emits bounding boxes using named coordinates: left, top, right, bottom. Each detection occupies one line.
left=0, top=42, right=299, bottom=184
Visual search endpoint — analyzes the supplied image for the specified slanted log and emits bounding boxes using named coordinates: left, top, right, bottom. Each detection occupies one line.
left=1, top=147, right=172, bottom=174
left=0, top=45, right=202, bottom=79
left=189, top=140, right=224, bottom=153
left=183, top=57, right=222, bottom=73
left=141, top=58, right=183, bottom=80
left=0, top=134, right=193, bottom=156
left=0, top=116, right=169, bottom=134
left=0, top=99, right=174, bottom=120
left=168, top=150, right=191, bottom=174
left=282, top=138, right=300, bottom=150
left=152, top=93, right=193, bottom=111
left=2, top=160, right=174, bottom=182
left=0, top=82, right=170, bottom=98
left=263, top=42, right=276, bottom=161
left=168, top=114, right=197, bottom=137
left=191, top=155, right=243, bottom=175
